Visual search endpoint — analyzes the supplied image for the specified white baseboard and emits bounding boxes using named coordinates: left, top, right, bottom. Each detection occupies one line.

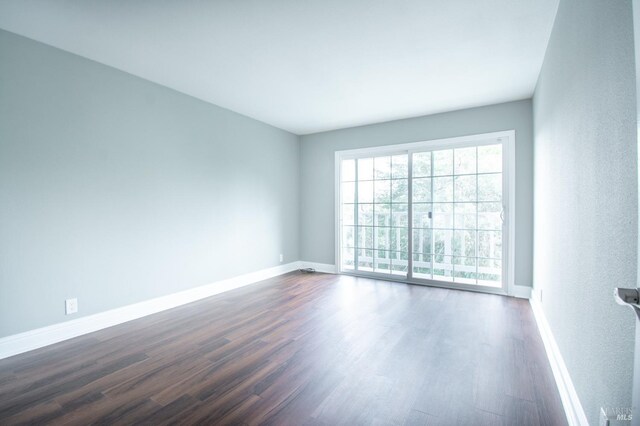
left=512, top=285, right=533, bottom=299
left=0, top=261, right=303, bottom=360
left=530, top=293, right=588, bottom=426
left=299, top=261, right=337, bottom=274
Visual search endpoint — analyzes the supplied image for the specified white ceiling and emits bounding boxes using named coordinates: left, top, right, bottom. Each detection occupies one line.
left=0, top=0, right=558, bottom=135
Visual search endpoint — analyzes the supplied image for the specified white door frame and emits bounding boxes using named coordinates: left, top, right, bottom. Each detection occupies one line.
left=334, top=130, right=517, bottom=296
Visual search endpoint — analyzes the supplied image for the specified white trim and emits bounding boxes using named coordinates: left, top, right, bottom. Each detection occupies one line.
left=334, top=130, right=517, bottom=296
left=299, top=261, right=338, bottom=274
left=335, top=151, right=342, bottom=277
left=505, top=131, right=517, bottom=296
left=511, top=285, right=532, bottom=299
left=0, top=261, right=302, bottom=360
left=336, top=130, right=516, bottom=158
left=530, top=294, right=589, bottom=426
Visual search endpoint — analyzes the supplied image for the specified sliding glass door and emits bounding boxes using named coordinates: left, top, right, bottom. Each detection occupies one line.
left=338, top=133, right=511, bottom=293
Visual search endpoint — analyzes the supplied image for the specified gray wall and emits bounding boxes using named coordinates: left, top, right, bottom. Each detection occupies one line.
left=300, top=99, right=535, bottom=288
left=532, top=0, right=637, bottom=423
left=0, top=30, right=300, bottom=338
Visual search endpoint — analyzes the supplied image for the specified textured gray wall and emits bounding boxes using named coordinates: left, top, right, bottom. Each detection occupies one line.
left=300, top=100, right=534, bottom=287
left=533, top=0, right=637, bottom=423
left=0, top=30, right=299, bottom=337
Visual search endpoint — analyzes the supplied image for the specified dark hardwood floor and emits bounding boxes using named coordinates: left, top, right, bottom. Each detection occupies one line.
left=0, top=272, right=566, bottom=425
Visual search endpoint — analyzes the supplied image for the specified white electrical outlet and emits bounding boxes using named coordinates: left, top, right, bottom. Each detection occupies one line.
left=65, top=298, right=78, bottom=315
left=279, top=253, right=284, bottom=263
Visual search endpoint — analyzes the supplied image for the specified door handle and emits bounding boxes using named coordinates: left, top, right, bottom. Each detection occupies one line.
left=614, top=287, right=640, bottom=320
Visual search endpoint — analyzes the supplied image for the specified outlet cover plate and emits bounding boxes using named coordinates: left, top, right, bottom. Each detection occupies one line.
left=65, top=298, right=78, bottom=315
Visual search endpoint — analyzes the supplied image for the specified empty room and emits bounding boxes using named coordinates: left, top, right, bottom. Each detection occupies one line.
left=0, top=0, right=638, bottom=425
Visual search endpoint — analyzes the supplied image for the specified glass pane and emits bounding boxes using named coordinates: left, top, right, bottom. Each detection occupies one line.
left=391, top=179, right=408, bottom=202
left=478, top=144, right=502, bottom=173
left=478, top=230, right=502, bottom=259
left=413, top=177, right=431, bottom=203
left=454, top=146, right=477, bottom=175
left=432, top=255, right=453, bottom=281
left=358, top=204, right=373, bottom=226
left=391, top=203, right=408, bottom=227
left=375, top=204, right=391, bottom=227
left=374, top=250, right=391, bottom=274
left=433, top=177, right=453, bottom=202
left=454, top=175, right=476, bottom=202
left=390, top=250, right=408, bottom=275
left=390, top=228, right=408, bottom=253
left=342, top=182, right=355, bottom=203
left=413, top=254, right=432, bottom=279
left=358, top=226, right=374, bottom=249
left=342, top=204, right=355, bottom=226
left=341, top=159, right=356, bottom=181
left=392, top=155, right=408, bottom=178
left=342, top=226, right=355, bottom=248
left=413, top=152, right=431, bottom=178
left=358, top=158, right=373, bottom=180
left=478, top=258, right=501, bottom=287
left=433, top=229, right=453, bottom=256
left=357, top=249, right=373, bottom=272
left=478, top=173, right=502, bottom=202
left=454, top=203, right=476, bottom=230
left=340, top=160, right=356, bottom=182
left=412, top=203, right=432, bottom=229
left=358, top=180, right=374, bottom=203
left=478, top=202, right=502, bottom=230
left=374, top=180, right=391, bottom=203
left=453, top=257, right=477, bottom=284
left=376, top=227, right=390, bottom=250
left=413, top=229, right=432, bottom=255
left=453, top=230, right=476, bottom=258
left=479, top=257, right=501, bottom=269
left=374, top=156, right=391, bottom=179
left=341, top=247, right=355, bottom=270
left=432, top=203, right=453, bottom=229
left=433, top=149, right=453, bottom=176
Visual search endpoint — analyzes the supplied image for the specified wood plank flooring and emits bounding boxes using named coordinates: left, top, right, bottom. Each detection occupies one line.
left=0, top=272, right=567, bottom=425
